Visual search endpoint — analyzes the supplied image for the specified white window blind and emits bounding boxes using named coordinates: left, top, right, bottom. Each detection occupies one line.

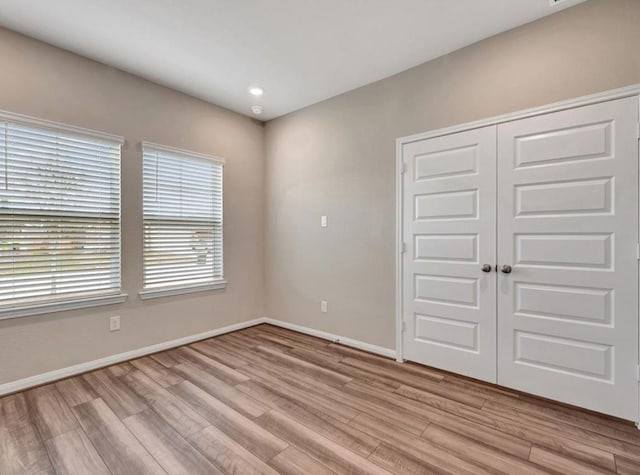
left=142, top=143, right=224, bottom=295
left=0, top=118, right=123, bottom=312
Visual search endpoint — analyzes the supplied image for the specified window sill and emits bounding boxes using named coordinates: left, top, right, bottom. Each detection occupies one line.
left=138, top=281, right=227, bottom=300
left=0, top=293, right=128, bottom=321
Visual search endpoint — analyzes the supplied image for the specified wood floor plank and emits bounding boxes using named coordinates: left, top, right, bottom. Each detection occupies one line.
left=519, top=394, right=637, bottom=436
left=236, top=376, right=380, bottom=457
left=55, top=377, right=99, bottom=407
left=343, top=357, right=445, bottom=385
left=342, top=382, right=438, bottom=434
left=236, top=380, right=287, bottom=410
left=345, top=380, right=532, bottom=460
left=187, top=424, right=280, bottom=475
left=122, top=370, right=209, bottom=438
left=368, top=443, right=451, bottom=475
left=25, top=385, right=79, bottom=441
left=257, top=409, right=392, bottom=475
left=130, top=356, right=183, bottom=388
left=106, top=362, right=136, bottom=377
left=249, top=328, right=340, bottom=356
left=207, top=337, right=267, bottom=365
left=342, top=357, right=485, bottom=407
left=288, top=347, right=402, bottom=392
left=217, top=332, right=261, bottom=350
left=240, top=357, right=429, bottom=435
left=124, top=409, right=222, bottom=475
left=190, top=340, right=252, bottom=368
left=150, top=351, right=181, bottom=368
left=172, top=361, right=269, bottom=418
left=615, top=454, right=640, bottom=474
left=256, top=324, right=330, bottom=349
left=169, top=380, right=289, bottom=461
left=254, top=345, right=353, bottom=388
left=421, top=424, right=548, bottom=474
left=361, top=384, right=532, bottom=460
left=172, top=346, right=250, bottom=385
left=83, top=369, right=147, bottom=419
left=237, top=362, right=361, bottom=424
left=482, top=400, right=640, bottom=463
left=0, top=394, right=54, bottom=475
left=73, top=398, right=165, bottom=475
left=349, top=412, right=492, bottom=475
left=423, top=406, right=533, bottom=460
left=44, top=429, right=110, bottom=475
left=528, top=446, right=615, bottom=475
left=396, top=384, right=616, bottom=471
left=269, top=446, right=336, bottom=475
left=486, top=396, right=640, bottom=447
left=241, top=329, right=299, bottom=353
left=439, top=374, right=520, bottom=403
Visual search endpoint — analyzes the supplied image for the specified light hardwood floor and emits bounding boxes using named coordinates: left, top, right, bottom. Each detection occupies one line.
left=1, top=324, right=639, bottom=474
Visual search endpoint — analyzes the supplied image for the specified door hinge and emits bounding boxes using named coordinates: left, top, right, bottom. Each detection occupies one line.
left=401, top=242, right=407, bottom=254
left=637, top=243, right=640, bottom=260
left=402, top=321, right=407, bottom=333
left=401, top=162, right=407, bottom=174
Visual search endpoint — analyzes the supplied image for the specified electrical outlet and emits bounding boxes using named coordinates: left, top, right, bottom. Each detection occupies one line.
left=321, top=300, right=328, bottom=313
left=321, top=215, right=328, bottom=228
left=109, top=316, right=121, bottom=332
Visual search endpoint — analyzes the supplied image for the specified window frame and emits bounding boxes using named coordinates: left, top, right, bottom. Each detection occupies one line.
left=0, top=109, right=126, bottom=320
left=138, top=141, right=226, bottom=300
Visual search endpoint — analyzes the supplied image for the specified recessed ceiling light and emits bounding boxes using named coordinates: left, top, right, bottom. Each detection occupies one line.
left=251, top=105, right=263, bottom=115
left=249, top=86, right=264, bottom=96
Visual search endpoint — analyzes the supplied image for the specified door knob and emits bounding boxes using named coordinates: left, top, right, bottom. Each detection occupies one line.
left=501, top=265, right=512, bottom=274
left=481, top=264, right=492, bottom=273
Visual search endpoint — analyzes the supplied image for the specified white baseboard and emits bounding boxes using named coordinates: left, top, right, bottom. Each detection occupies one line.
left=0, top=316, right=397, bottom=396
left=263, top=318, right=397, bottom=359
left=0, top=317, right=266, bottom=396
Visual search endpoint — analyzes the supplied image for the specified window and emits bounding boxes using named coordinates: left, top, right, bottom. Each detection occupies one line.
left=140, top=142, right=225, bottom=299
left=0, top=113, right=124, bottom=319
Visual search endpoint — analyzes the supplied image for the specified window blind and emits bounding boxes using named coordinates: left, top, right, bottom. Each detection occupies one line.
left=142, top=144, right=223, bottom=291
left=0, top=120, right=122, bottom=308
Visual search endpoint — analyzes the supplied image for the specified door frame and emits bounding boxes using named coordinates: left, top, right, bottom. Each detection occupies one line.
left=395, top=83, right=640, bottom=420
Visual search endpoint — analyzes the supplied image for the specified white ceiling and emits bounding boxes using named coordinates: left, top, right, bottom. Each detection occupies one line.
left=0, top=0, right=586, bottom=120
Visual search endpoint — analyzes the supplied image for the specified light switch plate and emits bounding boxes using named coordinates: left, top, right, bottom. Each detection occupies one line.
left=321, top=215, right=328, bottom=228
left=321, top=300, right=328, bottom=313
left=109, top=315, right=121, bottom=332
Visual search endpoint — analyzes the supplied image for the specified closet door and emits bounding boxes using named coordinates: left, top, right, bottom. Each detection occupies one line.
left=402, top=126, right=497, bottom=383
left=497, top=97, right=639, bottom=420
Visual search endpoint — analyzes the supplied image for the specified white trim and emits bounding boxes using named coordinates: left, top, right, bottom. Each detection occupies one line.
left=395, top=137, right=405, bottom=362
left=0, top=293, right=128, bottom=321
left=139, top=281, right=227, bottom=300
left=396, top=84, right=640, bottom=370
left=0, top=317, right=264, bottom=396
left=141, top=140, right=226, bottom=165
left=0, top=109, right=124, bottom=144
left=263, top=318, right=397, bottom=359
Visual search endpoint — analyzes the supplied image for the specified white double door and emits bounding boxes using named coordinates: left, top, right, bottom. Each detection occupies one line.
left=402, top=97, right=639, bottom=421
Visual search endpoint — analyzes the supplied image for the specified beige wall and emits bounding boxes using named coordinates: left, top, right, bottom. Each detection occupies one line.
left=264, top=0, right=640, bottom=350
left=0, top=28, right=265, bottom=385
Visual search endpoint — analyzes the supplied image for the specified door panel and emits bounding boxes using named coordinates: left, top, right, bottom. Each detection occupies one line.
left=402, top=126, right=497, bottom=383
left=497, top=97, right=639, bottom=420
